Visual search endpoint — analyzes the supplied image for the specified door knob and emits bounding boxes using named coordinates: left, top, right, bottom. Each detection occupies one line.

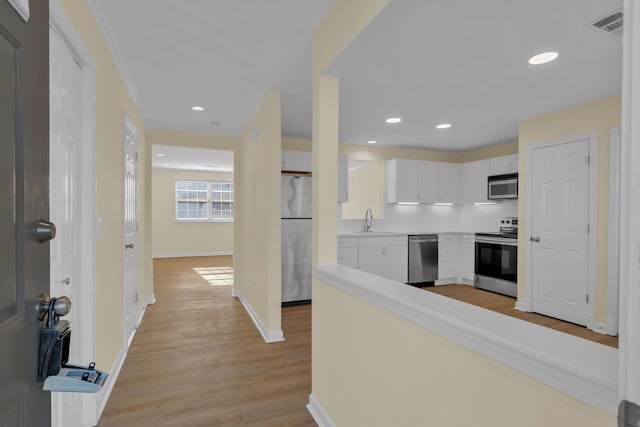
left=530, top=236, right=541, bottom=242
left=125, top=243, right=135, bottom=249
left=37, top=293, right=71, bottom=323
left=36, top=219, right=56, bottom=242
left=61, top=277, right=70, bottom=285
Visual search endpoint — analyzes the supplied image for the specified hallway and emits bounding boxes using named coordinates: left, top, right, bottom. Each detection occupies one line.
left=99, top=256, right=315, bottom=427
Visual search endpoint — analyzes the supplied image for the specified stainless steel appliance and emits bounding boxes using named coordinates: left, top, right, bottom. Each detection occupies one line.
left=488, top=173, right=518, bottom=200
left=281, top=175, right=312, bottom=305
left=408, top=234, right=438, bottom=286
left=475, top=217, right=518, bottom=297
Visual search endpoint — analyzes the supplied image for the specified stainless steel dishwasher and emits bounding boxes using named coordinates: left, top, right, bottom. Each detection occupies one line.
left=408, top=234, right=438, bottom=286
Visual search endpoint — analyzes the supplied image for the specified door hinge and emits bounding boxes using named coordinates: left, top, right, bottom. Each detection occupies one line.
left=586, top=155, right=590, bottom=165
left=135, top=152, right=139, bottom=162
left=587, top=224, right=590, bottom=234
left=586, top=294, right=589, bottom=303
left=135, top=292, right=139, bottom=303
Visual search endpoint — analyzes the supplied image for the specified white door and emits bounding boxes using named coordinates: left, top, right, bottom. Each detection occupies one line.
left=530, top=139, right=590, bottom=325
left=123, top=116, right=139, bottom=342
left=49, top=26, right=85, bottom=427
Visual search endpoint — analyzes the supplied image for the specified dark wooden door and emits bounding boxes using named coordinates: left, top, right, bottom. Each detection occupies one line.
left=0, top=1, right=51, bottom=426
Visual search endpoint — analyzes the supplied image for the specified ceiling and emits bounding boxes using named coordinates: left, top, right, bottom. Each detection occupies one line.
left=96, top=0, right=334, bottom=138
left=97, top=0, right=622, bottom=154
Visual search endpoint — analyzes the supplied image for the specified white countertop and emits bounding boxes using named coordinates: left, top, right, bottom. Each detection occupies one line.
left=338, top=230, right=482, bottom=237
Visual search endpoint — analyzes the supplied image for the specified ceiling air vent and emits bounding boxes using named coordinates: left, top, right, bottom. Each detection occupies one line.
left=591, top=10, right=623, bottom=36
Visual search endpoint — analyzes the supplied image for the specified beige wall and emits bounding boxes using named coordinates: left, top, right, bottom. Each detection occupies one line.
left=59, top=0, right=151, bottom=370
left=152, top=169, right=234, bottom=256
left=313, top=279, right=616, bottom=427
left=517, top=95, right=622, bottom=323
left=234, top=91, right=282, bottom=335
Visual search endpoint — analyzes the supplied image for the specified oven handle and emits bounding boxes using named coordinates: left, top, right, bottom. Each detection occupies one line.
left=475, top=237, right=518, bottom=246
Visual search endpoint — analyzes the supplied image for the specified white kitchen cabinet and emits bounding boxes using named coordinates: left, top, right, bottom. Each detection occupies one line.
left=337, top=236, right=358, bottom=268
left=437, top=233, right=460, bottom=284
left=437, top=162, right=459, bottom=203
left=386, top=159, right=437, bottom=204
left=459, top=234, right=475, bottom=285
left=458, top=159, right=490, bottom=204
left=386, top=159, right=419, bottom=203
left=282, top=150, right=312, bottom=172
left=357, top=235, right=408, bottom=283
left=338, top=154, right=349, bottom=203
left=490, top=154, right=518, bottom=175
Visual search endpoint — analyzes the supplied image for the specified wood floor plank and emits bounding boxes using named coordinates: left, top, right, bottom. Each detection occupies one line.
left=98, top=256, right=315, bottom=427
left=422, top=284, right=618, bottom=348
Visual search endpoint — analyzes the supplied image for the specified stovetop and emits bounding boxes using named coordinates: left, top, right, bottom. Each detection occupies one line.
left=475, top=231, right=517, bottom=239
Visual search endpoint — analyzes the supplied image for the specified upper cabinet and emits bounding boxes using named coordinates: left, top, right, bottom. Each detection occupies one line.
left=338, top=154, right=348, bottom=203
left=282, top=150, right=312, bottom=172
left=386, top=159, right=438, bottom=203
left=437, top=162, right=459, bottom=203
left=489, top=154, right=518, bottom=175
left=458, top=159, right=490, bottom=204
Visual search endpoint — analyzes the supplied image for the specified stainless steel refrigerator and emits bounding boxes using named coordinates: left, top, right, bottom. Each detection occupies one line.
left=281, top=175, right=312, bottom=304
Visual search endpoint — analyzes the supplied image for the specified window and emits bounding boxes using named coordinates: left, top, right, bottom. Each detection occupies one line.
left=176, top=180, right=234, bottom=221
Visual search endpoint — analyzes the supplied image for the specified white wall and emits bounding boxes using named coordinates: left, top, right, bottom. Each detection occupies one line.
left=152, top=168, right=234, bottom=257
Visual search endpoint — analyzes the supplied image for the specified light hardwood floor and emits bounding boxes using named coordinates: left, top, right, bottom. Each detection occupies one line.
left=422, top=284, right=618, bottom=348
left=98, top=256, right=315, bottom=427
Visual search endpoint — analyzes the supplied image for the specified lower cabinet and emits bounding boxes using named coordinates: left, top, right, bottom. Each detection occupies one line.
left=337, top=236, right=358, bottom=269
left=357, top=236, right=408, bottom=283
left=437, top=233, right=460, bottom=285
left=459, top=234, right=475, bottom=285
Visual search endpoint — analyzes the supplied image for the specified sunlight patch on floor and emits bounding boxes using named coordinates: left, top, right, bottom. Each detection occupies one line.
left=193, top=266, right=234, bottom=286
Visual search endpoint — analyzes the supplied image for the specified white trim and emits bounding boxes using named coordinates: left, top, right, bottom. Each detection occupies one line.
left=316, top=264, right=618, bottom=415
left=607, top=127, right=621, bottom=337
left=619, top=0, right=640, bottom=404
left=514, top=301, right=528, bottom=312
left=152, top=251, right=233, bottom=259
left=232, top=289, right=284, bottom=343
left=96, top=344, right=127, bottom=421
left=85, top=0, right=138, bottom=102
left=525, top=133, right=597, bottom=328
left=145, top=294, right=156, bottom=306
left=7, top=0, right=29, bottom=21
left=306, top=394, right=337, bottom=427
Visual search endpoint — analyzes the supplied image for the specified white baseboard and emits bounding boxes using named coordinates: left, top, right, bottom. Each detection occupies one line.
left=234, top=289, right=284, bottom=343
left=96, top=344, right=127, bottom=421
left=514, top=301, right=528, bottom=312
left=306, top=394, right=336, bottom=427
left=152, top=251, right=233, bottom=258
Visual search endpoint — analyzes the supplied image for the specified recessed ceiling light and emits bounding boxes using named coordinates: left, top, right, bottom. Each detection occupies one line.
left=191, top=106, right=205, bottom=111
left=385, top=117, right=402, bottom=124
left=367, top=140, right=377, bottom=144
left=156, top=153, right=165, bottom=157
left=528, top=51, right=558, bottom=65
left=436, top=123, right=452, bottom=129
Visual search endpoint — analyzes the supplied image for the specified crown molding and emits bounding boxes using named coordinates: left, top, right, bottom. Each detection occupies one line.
left=86, top=0, right=139, bottom=103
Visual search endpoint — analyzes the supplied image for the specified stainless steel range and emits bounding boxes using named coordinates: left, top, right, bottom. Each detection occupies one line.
left=474, top=217, right=518, bottom=297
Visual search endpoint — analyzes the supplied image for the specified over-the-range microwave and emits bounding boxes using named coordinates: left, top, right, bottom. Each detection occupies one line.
left=487, top=173, right=518, bottom=200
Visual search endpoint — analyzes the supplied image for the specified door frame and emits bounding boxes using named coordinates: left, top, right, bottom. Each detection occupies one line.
left=524, top=133, right=597, bottom=329
left=607, top=127, right=621, bottom=336
left=49, top=1, right=98, bottom=424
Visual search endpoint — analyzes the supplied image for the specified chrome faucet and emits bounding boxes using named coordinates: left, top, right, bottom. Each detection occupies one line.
left=363, top=208, right=373, bottom=232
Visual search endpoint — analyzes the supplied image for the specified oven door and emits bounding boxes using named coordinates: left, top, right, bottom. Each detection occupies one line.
left=475, top=240, right=517, bottom=283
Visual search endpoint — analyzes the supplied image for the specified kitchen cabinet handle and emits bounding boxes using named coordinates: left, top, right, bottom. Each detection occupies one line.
left=530, top=236, right=540, bottom=243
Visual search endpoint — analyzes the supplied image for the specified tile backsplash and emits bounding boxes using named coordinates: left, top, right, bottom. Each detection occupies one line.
left=338, top=201, right=518, bottom=233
